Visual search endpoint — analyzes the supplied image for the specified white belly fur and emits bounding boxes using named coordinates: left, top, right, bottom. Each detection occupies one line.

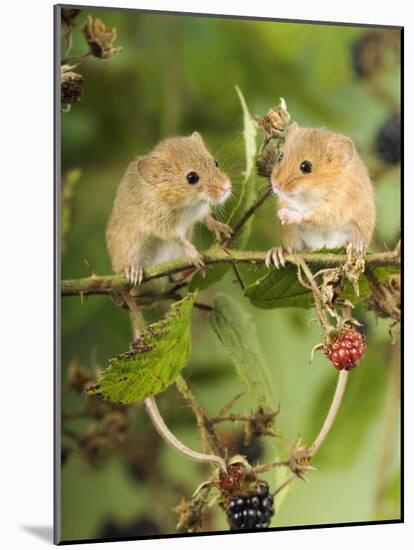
left=298, top=223, right=353, bottom=250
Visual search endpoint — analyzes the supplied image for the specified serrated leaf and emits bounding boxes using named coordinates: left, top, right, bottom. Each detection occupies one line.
left=245, top=264, right=313, bottom=309
left=245, top=262, right=400, bottom=310
left=209, top=293, right=275, bottom=410
left=190, top=87, right=257, bottom=292
left=85, top=294, right=196, bottom=404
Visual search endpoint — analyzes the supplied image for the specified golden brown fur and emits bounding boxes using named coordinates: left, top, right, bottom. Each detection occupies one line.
left=266, top=124, right=375, bottom=266
left=106, top=132, right=232, bottom=284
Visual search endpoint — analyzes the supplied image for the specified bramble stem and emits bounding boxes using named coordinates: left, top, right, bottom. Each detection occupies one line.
left=144, top=396, right=226, bottom=472
left=61, top=250, right=399, bottom=297
left=310, top=370, right=348, bottom=455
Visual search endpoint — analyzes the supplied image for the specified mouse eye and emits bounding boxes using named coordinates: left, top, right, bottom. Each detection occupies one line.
left=214, top=159, right=219, bottom=167
left=279, top=152, right=284, bottom=162
left=186, top=171, right=200, bottom=185
left=300, top=160, right=312, bottom=174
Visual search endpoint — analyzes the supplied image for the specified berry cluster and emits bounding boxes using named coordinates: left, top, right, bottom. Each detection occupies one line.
left=326, top=329, right=365, bottom=371
left=226, top=482, right=274, bottom=530
left=375, top=115, right=401, bottom=165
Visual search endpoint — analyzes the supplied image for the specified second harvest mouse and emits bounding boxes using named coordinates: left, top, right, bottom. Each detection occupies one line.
left=265, top=124, right=376, bottom=268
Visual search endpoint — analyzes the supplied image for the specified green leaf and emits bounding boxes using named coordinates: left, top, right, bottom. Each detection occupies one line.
left=85, top=294, right=196, bottom=404
left=209, top=293, right=275, bottom=410
left=189, top=86, right=257, bottom=292
left=245, top=264, right=313, bottom=309
left=245, top=262, right=400, bottom=310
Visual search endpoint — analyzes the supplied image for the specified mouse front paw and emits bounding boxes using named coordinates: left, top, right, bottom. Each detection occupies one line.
left=204, top=216, right=233, bottom=241
left=181, top=240, right=205, bottom=270
left=124, top=263, right=144, bottom=286
left=348, top=240, right=367, bottom=260
left=278, top=208, right=308, bottom=225
left=265, top=246, right=289, bottom=269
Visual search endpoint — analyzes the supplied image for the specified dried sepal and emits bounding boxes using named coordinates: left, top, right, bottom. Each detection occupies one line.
left=287, top=436, right=316, bottom=480
left=255, top=97, right=291, bottom=140
left=82, top=15, right=122, bottom=59
left=60, top=64, right=84, bottom=109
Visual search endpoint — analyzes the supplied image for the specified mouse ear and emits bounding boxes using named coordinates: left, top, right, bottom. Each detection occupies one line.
left=327, top=134, right=355, bottom=166
left=136, top=154, right=169, bottom=185
left=190, top=131, right=204, bottom=145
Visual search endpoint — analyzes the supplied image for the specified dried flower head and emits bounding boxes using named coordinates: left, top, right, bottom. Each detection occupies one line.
left=82, top=15, right=122, bottom=59
left=61, top=8, right=81, bottom=29
left=255, top=97, right=291, bottom=140
left=60, top=64, right=84, bottom=109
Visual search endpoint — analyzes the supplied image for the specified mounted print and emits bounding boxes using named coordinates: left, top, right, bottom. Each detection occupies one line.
left=55, top=4, right=403, bottom=544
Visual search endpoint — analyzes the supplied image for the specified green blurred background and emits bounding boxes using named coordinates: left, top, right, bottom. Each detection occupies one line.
left=60, top=7, right=401, bottom=542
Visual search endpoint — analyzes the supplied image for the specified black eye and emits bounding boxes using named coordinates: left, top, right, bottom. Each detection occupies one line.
left=279, top=152, right=284, bottom=162
left=300, top=160, right=312, bottom=174
left=214, top=159, right=219, bottom=167
left=186, top=171, right=199, bottom=185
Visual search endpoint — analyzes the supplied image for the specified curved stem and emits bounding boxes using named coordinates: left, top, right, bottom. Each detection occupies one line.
left=310, top=370, right=348, bottom=455
left=144, top=396, right=226, bottom=472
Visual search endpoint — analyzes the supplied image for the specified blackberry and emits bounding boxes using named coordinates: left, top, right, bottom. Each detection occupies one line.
left=375, top=115, right=401, bottom=165
left=226, top=481, right=275, bottom=530
left=326, top=329, right=365, bottom=371
left=351, top=31, right=384, bottom=79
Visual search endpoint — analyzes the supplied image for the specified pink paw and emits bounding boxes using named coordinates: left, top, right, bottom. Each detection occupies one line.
left=278, top=208, right=305, bottom=225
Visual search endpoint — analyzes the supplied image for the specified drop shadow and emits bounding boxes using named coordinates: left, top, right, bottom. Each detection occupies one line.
left=22, top=525, right=54, bottom=543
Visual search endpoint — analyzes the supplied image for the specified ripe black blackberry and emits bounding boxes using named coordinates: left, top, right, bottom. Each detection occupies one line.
left=226, top=482, right=275, bottom=530
left=375, top=115, right=401, bottom=165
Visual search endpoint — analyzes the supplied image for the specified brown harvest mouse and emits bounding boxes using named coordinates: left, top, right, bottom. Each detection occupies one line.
left=106, top=132, right=233, bottom=285
left=265, top=124, right=376, bottom=268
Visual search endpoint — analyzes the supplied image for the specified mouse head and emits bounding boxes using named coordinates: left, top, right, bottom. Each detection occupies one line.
left=271, top=124, right=355, bottom=196
left=136, top=132, right=231, bottom=207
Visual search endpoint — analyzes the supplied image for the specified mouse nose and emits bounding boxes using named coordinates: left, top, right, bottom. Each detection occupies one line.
left=222, top=180, right=231, bottom=194
left=271, top=178, right=281, bottom=192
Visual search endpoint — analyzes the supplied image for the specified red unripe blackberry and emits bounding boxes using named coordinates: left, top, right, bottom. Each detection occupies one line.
left=326, top=329, right=365, bottom=371
left=219, top=464, right=246, bottom=493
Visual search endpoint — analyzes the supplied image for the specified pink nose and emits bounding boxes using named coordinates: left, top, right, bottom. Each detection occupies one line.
left=271, top=179, right=280, bottom=191
left=221, top=180, right=231, bottom=194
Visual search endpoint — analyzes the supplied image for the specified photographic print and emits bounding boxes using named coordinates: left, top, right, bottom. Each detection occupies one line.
left=56, top=5, right=402, bottom=544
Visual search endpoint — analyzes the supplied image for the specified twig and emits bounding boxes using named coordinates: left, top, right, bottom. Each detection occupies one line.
left=231, top=265, right=246, bottom=290
left=310, top=370, right=349, bottom=455
left=61, top=249, right=400, bottom=297
left=144, top=395, right=226, bottom=472
left=225, top=187, right=273, bottom=245
left=294, top=256, right=331, bottom=335
left=61, top=51, right=92, bottom=64
left=175, top=375, right=222, bottom=456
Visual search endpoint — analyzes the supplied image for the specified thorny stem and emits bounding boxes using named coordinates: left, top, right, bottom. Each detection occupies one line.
left=61, top=250, right=399, bottom=297
left=144, top=395, right=226, bottom=472
left=175, top=375, right=222, bottom=457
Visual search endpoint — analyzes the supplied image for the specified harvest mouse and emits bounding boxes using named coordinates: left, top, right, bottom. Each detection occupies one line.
left=106, top=132, right=233, bottom=284
left=265, top=124, right=376, bottom=268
